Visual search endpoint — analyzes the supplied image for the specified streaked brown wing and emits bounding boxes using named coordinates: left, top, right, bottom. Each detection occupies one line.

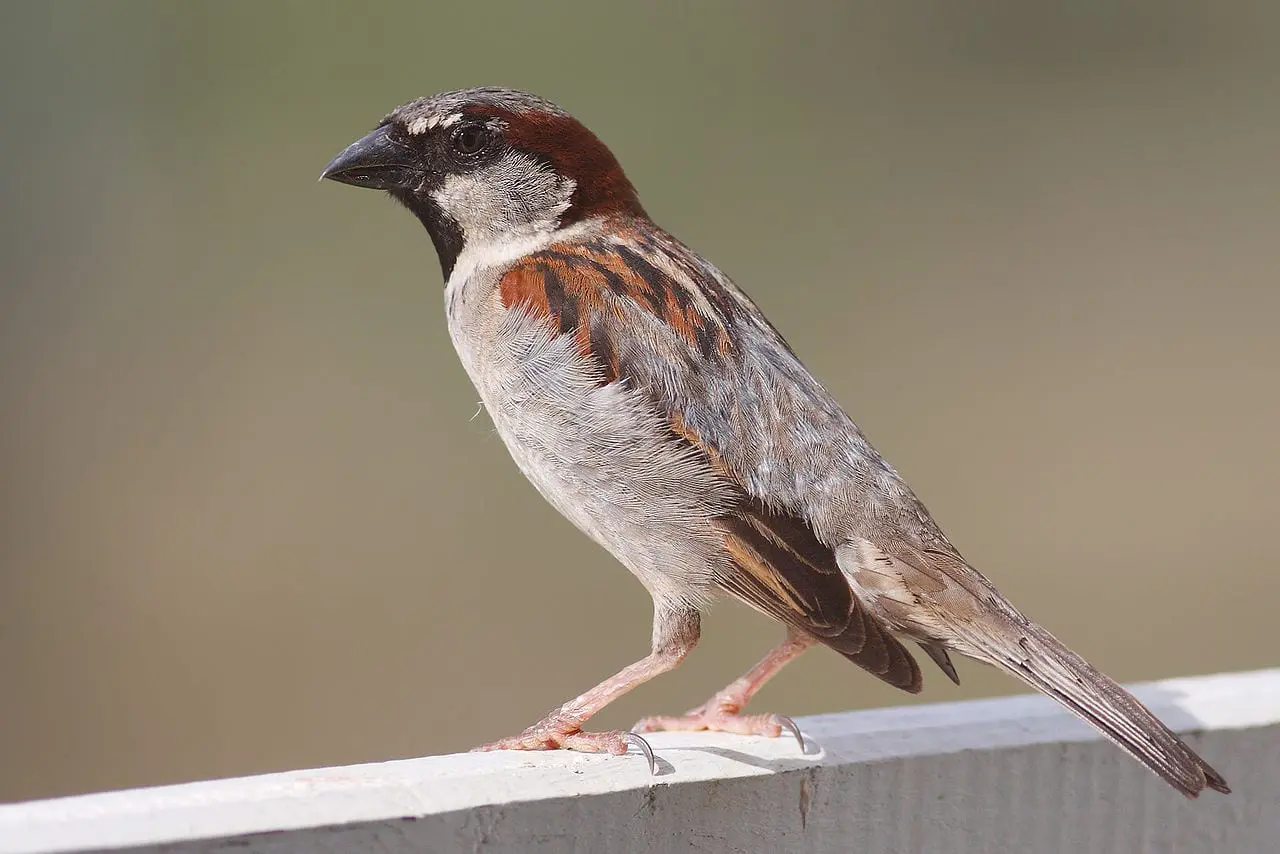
left=718, top=497, right=922, bottom=692
left=497, top=241, right=922, bottom=693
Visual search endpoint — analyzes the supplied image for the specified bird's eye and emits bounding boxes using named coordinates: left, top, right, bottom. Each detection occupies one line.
left=452, top=125, right=490, bottom=156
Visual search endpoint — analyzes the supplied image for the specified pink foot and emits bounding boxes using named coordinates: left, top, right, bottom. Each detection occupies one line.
left=473, top=719, right=656, bottom=773
left=634, top=701, right=805, bottom=750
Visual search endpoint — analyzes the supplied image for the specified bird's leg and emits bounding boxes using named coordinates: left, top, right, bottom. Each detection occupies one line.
left=474, top=604, right=699, bottom=761
left=634, top=628, right=813, bottom=745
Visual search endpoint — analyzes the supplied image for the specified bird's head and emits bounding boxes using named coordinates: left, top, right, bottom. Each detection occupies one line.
left=322, top=87, right=644, bottom=279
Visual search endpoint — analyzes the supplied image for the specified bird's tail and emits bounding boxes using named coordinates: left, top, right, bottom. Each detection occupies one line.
left=968, top=618, right=1229, bottom=798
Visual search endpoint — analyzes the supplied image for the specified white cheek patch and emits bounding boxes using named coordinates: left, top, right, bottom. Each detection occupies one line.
left=431, top=151, right=576, bottom=246
left=437, top=154, right=583, bottom=297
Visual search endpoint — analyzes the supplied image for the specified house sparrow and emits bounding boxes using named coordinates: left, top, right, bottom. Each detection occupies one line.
left=322, top=87, right=1229, bottom=797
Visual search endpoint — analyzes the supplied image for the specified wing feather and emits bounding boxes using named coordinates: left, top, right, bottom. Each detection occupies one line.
left=497, top=235, right=923, bottom=693
left=719, top=498, right=921, bottom=691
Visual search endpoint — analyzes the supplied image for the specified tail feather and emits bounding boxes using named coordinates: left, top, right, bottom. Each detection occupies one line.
left=918, top=641, right=961, bottom=685
left=974, top=621, right=1229, bottom=798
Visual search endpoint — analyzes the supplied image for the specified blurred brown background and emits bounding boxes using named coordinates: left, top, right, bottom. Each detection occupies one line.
left=1, top=1, right=1276, bottom=802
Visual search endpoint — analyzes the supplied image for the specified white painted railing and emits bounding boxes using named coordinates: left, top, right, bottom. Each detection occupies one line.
left=1, top=669, right=1276, bottom=854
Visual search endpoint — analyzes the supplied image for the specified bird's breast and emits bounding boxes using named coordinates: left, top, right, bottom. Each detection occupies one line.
left=443, top=273, right=736, bottom=605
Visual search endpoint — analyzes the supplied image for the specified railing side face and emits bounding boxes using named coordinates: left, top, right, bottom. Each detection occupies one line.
left=230, top=730, right=1268, bottom=854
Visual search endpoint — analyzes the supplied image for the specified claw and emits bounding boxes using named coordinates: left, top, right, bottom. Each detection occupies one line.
left=624, top=731, right=657, bottom=775
left=776, top=715, right=805, bottom=752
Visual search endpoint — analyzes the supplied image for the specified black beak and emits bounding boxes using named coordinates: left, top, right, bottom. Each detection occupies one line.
left=320, top=126, right=422, bottom=191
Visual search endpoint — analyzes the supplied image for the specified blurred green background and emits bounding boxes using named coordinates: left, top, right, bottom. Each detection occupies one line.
left=2, top=1, right=1277, bottom=802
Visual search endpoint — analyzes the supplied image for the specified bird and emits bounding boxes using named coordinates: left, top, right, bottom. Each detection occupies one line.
left=321, top=86, right=1229, bottom=798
